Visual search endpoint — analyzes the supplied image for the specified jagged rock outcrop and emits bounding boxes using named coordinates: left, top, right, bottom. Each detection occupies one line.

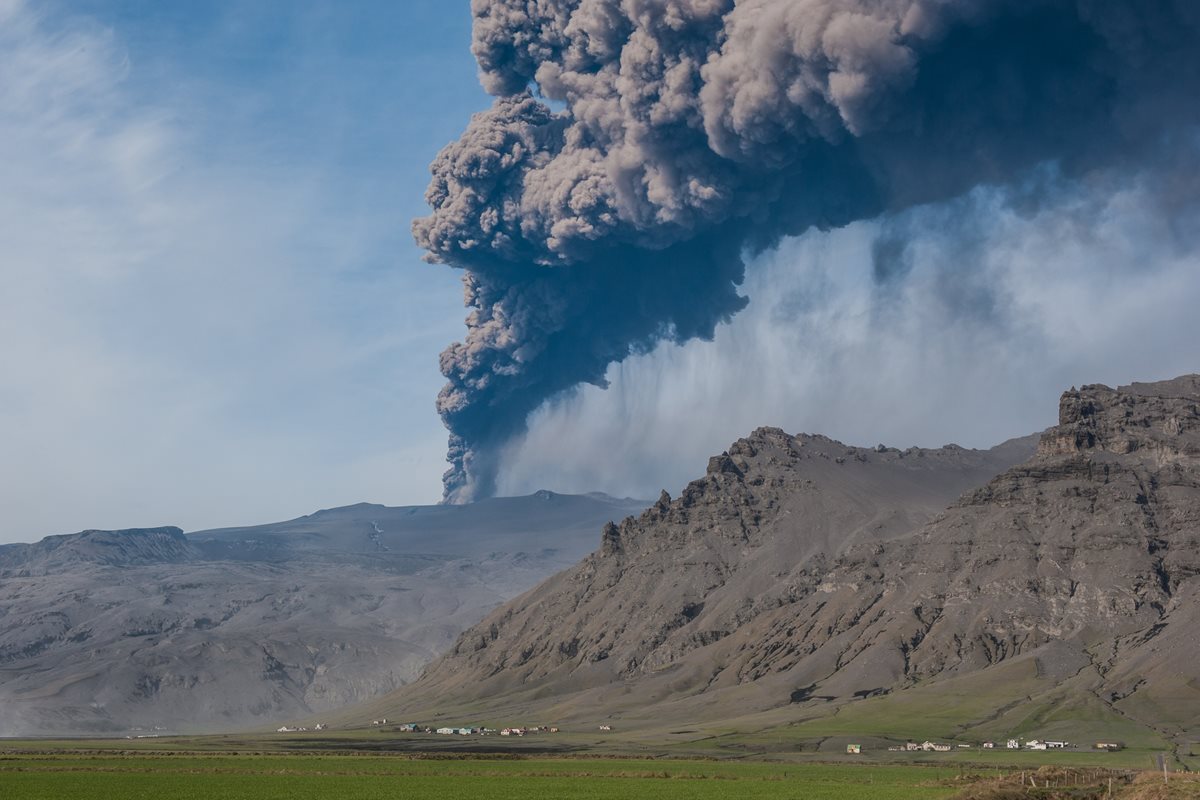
left=737, top=377, right=1200, bottom=703
left=377, top=377, right=1200, bottom=742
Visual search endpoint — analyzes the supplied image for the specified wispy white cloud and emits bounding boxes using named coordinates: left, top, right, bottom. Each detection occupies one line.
left=0, top=0, right=464, bottom=540
left=499, top=166, right=1200, bottom=500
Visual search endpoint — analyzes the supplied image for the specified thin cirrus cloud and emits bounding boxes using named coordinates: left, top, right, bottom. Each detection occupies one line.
left=0, top=0, right=476, bottom=542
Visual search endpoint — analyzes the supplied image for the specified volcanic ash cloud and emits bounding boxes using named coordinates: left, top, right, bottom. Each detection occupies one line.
left=413, top=0, right=1200, bottom=503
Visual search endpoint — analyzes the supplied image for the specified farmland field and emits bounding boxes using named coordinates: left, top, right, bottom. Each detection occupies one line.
left=0, top=753, right=963, bottom=800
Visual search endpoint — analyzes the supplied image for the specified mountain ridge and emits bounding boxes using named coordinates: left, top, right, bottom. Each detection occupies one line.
left=0, top=492, right=648, bottom=736
left=364, top=430, right=1041, bottom=709
left=362, top=376, right=1200, bottom=750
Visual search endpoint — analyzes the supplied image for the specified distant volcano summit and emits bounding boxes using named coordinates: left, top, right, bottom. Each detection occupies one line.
left=0, top=491, right=648, bottom=735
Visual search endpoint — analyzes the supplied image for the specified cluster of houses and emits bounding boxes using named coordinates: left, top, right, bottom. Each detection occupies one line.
left=276, top=722, right=326, bottom=733
left=431, top=724, right=561, bottom=736
left=1018, top=739, right=1070, bottom=750
left=500, top=726, right=560, bottom=736
left=869, top=737, right=1123, bottom=754
left=885, top=741, right=957, bottom=752
left=880, top=738, right=1073, bottom=753
left=367, top=720, right=561, bottom=736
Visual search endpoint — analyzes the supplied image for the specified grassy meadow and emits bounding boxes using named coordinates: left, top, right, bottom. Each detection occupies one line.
left=0, top=753, right=965, bottom=800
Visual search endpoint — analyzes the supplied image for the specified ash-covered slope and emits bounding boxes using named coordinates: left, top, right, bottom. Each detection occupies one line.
left=0, top=491, right=646, bottom=736
left=0, top=527, right=198, bottom=574
left=377, top=429, right=1037, bottom=711
left=789, top=375, right=1200, bottom=736
left=377, top=377, right=1200, bottom=743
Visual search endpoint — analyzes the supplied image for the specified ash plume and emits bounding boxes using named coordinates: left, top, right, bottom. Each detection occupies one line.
left=415, top=0, right=1200, bottom=503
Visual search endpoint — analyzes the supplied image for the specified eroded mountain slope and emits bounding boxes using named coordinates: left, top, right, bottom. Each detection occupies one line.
left=374, top=377, right=1200, bottom=745
left=379, top=429, right=1038, bottom=709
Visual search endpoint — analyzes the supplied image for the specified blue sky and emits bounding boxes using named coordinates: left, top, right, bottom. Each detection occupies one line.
left=0, top=0, right=487, bottom=540
left=3, top=1, right=1197, bottom=543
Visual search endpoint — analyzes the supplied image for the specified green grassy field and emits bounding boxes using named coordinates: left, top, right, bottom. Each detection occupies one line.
left=0, top=753, right=965, bottom=800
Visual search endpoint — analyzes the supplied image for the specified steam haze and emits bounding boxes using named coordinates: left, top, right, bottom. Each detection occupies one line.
left=499, top=163, right=1200, bottom=499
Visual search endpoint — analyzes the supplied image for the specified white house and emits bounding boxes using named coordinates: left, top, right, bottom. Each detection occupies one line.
left=1007, top=739, right=1021, bottom=749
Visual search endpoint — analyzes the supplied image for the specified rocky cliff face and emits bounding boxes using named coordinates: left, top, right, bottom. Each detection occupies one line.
left=381, top=377, right=1200, bottom=742
left=737, top=376, right=1200, bottom=703
left=389, top=427, right=1038, bottom=704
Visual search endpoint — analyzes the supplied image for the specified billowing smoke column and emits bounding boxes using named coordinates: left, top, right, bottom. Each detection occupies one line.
left=415, top=0, right=1200, bottom=503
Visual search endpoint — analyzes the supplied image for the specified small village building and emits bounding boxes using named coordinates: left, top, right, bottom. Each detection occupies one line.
left=982, top=742, right=995, bottom=749
left=1095, top=741, right=1124, bottom=751
left=1007, top=739, right=1021, bottom=749
left=436, top=727, right=455, bottom=735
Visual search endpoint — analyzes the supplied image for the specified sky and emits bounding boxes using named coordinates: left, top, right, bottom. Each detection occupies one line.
left=0, top=0, right=484, bottom=541
left=2, top=1, right=1197, bottom=542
